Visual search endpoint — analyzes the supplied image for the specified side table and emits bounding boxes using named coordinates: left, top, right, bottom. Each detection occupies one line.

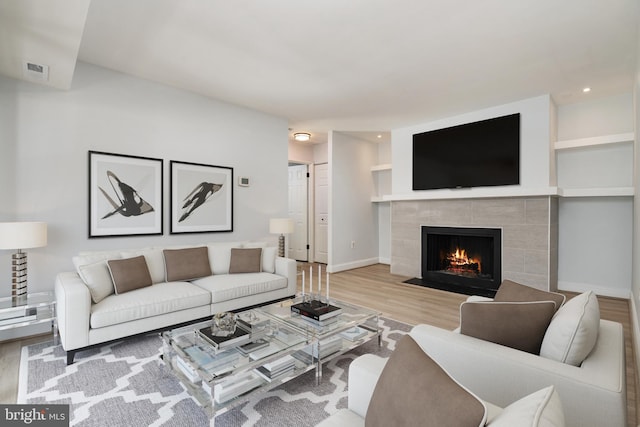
left=0, top=292, right=57, bottom=340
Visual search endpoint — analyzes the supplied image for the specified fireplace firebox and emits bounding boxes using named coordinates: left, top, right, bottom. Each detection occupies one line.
left=406, top=226, right=502, bottom=297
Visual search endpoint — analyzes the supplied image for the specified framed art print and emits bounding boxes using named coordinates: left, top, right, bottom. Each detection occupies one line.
left=89, top=151, right=163, bottom=237
left=170, top=160, right=233, bottom=234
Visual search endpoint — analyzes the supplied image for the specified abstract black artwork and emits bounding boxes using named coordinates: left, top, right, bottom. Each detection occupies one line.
left=170, top=160, right=233, bottom=234
left=89, top=151, right=163, bottom=237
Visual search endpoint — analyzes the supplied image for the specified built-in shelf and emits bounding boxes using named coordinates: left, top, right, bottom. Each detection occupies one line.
left=558, top=187, right=634, bottom=197
left=371, top=163, right=392, bottom=201
left=370, top=164, right=392, bottom=172
left=555, top=132, right=634, bottom=151
left=371, top=197, right=389, bottom=203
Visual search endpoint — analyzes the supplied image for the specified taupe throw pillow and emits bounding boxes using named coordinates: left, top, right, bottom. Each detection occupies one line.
left=495, top=279, right=566, bottom=313
left=460, top=301, right=556, bottom=354
left=228, top=248, right=262, bottom=274
left=107, top=256, right=153, bottom=295
left=365, top=335, right=486, bottom=427
left=163, top=247, right=212, bottom=281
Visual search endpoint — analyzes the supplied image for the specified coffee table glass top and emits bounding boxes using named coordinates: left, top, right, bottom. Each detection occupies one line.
left=256, top=296, right=381, bottom=339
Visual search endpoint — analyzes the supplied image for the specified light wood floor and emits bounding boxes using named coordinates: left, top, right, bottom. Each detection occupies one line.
left=1, top=263, right=637, bottom=426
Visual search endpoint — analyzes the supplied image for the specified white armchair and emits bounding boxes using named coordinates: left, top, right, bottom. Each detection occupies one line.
left=408, top=321, right=626, bottom=427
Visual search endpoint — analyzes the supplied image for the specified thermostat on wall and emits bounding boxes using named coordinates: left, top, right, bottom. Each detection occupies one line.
left=238, top=176, right=250, bottom=187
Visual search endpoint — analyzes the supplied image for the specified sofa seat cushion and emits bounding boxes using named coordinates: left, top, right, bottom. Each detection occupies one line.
left=90, top=281, right=212, bottom=329
left=191, top=273, right=287, bottom=304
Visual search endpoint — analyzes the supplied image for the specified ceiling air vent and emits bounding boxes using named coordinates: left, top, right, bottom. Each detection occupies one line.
left=22, top=61, right=49, bottom=81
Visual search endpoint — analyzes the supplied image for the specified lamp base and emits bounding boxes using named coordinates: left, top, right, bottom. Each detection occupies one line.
left=11, top=250, right=28, bottom=306
left=278, top=234, right=285, bottom=258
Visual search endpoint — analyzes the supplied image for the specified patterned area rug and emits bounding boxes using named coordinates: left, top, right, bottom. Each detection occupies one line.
left=18, top=318, right=411, bottom=426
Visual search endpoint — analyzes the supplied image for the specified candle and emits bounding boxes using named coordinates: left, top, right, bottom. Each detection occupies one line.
left=309, top=265, right=313, bottom=297
left=326, top=270, right=330, bottom=301
left=318, top=264, right=322, bottom=295
left=302, top=269, right=305, bottom=298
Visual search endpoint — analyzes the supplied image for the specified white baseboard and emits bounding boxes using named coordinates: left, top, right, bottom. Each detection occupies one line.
left=328, top=257, right=379, bottom=273
left=378, top=257, right=390, bottom=265
left=557, top=280, right=631, bottom=299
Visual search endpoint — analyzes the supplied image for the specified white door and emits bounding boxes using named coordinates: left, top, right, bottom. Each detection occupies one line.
left=288, top=164, right=308, bottom=261
left=314, top=163, right=329, bottom=264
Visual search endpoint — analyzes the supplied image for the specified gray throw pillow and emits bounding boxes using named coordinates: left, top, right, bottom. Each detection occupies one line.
left=107, top=256, right=153, bottom=295
left=460, top=301, right=556, bottom=354
left=365, top=335, right=486, bottom=427
left=494, top=279, right=566, bottom=313
left=163, top=247, right=212, bottom=281
left=228, top=248, right=262, bottom=274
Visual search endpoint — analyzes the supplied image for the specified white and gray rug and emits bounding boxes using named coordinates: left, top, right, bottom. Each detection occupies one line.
left=18, top=318, right=411, bottom=426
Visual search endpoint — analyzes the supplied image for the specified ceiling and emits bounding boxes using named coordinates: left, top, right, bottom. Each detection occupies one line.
left=1, top=1, right=638, bottom=145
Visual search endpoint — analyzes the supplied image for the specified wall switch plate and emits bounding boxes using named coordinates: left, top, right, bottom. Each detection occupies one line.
left=238, top=176, right=250, bottom=187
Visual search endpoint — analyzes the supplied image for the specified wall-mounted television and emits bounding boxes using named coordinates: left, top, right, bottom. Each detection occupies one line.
left=412, top=113, right=520, bottom=190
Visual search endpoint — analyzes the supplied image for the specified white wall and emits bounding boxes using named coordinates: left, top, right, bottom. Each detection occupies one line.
left=558, top=197, right=632, bottom=297
left=0, top=75, right=17, bottom=288
left=392, top=95, right=553, bottom=197
left=313, top=143, right=329, bottom=164
left=0, top=82, right=16, bottom=220
left=0, top=62, right=289, bottom=296
left=329, top=132, right=378, bottom=272
left=556, top=93, right=634, bottom=140
left=376, top=141, right=391, bottom=263
left=288, top=141, right=314, bottom=164
left=632, top=28, right=640, bottom=378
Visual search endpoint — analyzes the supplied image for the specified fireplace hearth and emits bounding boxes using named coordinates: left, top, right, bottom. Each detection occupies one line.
left=405, top=226, right=502, bottom=297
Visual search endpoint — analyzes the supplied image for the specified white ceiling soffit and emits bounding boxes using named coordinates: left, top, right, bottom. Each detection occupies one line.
left=0, top=0, right=91, bottom=90
left=1, top=1, right=638, bottom=136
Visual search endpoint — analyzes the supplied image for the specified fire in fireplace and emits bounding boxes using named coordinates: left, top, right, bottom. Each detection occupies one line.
left=441, top=247, right=486, bottom=278
left=409, top=226, right=502, bottom=297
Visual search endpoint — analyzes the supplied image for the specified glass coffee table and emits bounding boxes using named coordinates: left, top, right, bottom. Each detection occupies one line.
left=257, top=296, right=381, bottom=383
left=161, top=296, right=380, bottom=423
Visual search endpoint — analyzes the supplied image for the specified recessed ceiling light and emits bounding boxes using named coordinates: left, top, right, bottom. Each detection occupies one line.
left=377, top=134, right=382, bottom=139
left=293, top=132, right=311, bottom=142
left=583, top=87, right=591, bottom=93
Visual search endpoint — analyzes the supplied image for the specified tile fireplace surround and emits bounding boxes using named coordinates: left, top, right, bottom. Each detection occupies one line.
left=391, top=196, right=559, bottom=292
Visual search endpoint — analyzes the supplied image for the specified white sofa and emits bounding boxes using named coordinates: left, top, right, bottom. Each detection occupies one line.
left=55, top=242, right=297, bottom=364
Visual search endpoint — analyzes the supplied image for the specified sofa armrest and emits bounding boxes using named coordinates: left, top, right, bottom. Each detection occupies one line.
left=347, top=354, right=387, bottom=418
left=55, top=272, right=91, bottom=351
left=275, top=257, right=297, bottom=295
left=409, top=322, right=626, bottom=427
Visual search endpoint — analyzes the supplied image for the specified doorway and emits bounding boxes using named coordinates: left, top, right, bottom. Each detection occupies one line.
left=314, top=163, right=329, bottom=264
left=288, top=164, right=309, bottom=261
left=288, top=162, right=329, bottom=264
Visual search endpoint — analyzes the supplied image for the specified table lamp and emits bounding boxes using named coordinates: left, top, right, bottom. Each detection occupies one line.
left=269, top=218, right=294, bottom=257
left=0, top=222, right=47, bottom=304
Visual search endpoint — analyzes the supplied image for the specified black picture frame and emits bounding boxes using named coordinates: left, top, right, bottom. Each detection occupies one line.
left=170, top=160, right=234, bottom=234
left=89, top=151, right=163, bottom=238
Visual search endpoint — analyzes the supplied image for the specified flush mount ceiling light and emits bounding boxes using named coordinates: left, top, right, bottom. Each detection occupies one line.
left=583, top=87, right=591, bottom=93
left=293, top=132, right=311, bottom=142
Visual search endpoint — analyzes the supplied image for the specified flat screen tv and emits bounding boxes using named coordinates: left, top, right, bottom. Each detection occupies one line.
left=412, top=113, right=520, bottom=190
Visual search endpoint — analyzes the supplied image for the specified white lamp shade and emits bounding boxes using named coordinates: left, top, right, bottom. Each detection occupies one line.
left=269, top=218, right=295, bottom=234
left=0, top=222, right=47, bottom=249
